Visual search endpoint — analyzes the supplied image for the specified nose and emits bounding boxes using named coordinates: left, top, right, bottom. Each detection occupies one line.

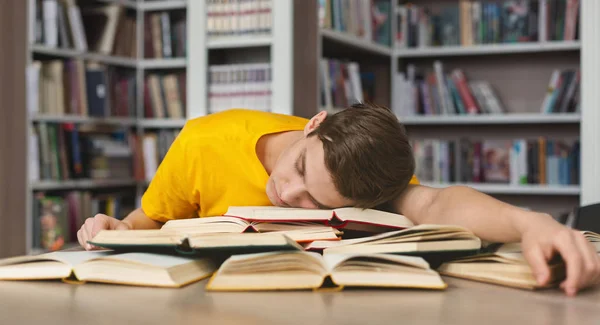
left=280, top=182, right=309, bottom=208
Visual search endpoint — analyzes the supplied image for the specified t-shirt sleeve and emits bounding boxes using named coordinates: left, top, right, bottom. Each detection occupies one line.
left=141, top=130, right=201, bottom=223
left=409, top=174, right=419, bottom=185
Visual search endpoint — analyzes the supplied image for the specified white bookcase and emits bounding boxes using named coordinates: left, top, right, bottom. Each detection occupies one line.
left=24, top=0, right=189, bottom=255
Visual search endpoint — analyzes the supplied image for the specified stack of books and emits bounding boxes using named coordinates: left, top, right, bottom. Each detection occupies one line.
left=1, top=206, right=597, bottom=290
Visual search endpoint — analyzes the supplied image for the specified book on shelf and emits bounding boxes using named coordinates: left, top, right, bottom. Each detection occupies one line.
left=207, top=0, right=272, bottom=39
left=32, top=190, right=136, bottom=252
left=540, top=69, right=580, bottom=113
left=319, top=58, right=368, bottom=110
left=27, top=60, right=136, bottom=118
left=131, top=129, right=180, bottom=182
left=208, top=63, right=271, bottom=114
left=412, top=137, right=580, bottom=186
left=438, top=252, right=565, bottom=290
left=206, top=251, right=447, bottom=291
left=88, top=232, right=304, bottom=255
left=319, top=0, right=392, bottom=47
left=222, top=206, right=415, bottom=234
left=145, top=11, right=187, bottom=58
left=306, top=224, right=481, bottom=262
left=396, top=0, right=580, bottom=49
left=0, top=251, right=216, bottom=288
left=30, top=123, right=134, bottom=182
left=144, top=72, right=187, bottom=119
left=394, top=61, right=506, bottom=117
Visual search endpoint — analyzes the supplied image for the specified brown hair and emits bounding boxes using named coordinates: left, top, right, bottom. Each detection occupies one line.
left=308, top=103, right=415, bottom=209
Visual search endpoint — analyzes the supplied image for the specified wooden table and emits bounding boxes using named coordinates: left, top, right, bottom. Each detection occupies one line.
left=0, top=277, right=598, bottom=325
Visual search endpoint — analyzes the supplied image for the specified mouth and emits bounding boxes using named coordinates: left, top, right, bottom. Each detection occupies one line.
left=273, top=187, right=288, bottom=207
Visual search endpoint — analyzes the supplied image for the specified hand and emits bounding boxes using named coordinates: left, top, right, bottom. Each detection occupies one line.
left=77, top=214, right=131, bottom=250
left=521, top=219, right=600, bottom=296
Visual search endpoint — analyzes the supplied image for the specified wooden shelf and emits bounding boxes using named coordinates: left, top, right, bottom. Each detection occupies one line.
left=140, top=58, right=187, bottom=69
left=31, top=115, right=137, bottom=126
left=421, top=182, right=580, bottom=195
left=395, top=41, right=581, bottom=58
left=138, top=118, right=187, bottom=128
left=96, top=0, right=187, bottom=11
left=400, top=113, right=581, bottom=125
left=31, top=179, right=138, bottom=191
left=320, top=28, right=392, bottom=56
left=207, top=36, right=272, bottom=49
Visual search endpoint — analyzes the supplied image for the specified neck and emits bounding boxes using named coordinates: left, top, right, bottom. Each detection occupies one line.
left=257, top=130, right=304, bottom=174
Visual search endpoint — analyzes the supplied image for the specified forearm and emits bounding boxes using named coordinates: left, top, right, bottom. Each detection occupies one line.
left=122, top=208, right=163, bottom=230
left=398, top=185, right=559, bottom=243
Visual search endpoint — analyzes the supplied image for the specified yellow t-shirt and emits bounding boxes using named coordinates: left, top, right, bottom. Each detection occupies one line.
left=141, top=109, right=419, bottom=223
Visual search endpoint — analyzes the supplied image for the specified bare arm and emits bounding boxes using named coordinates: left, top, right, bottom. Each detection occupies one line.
left=394, top=184, right=600, bottom=296
left=122, top=208, right=163, bottom=230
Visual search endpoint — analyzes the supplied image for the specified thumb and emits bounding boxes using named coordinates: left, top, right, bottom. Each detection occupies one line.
left=523, top=244, right=550, bottom=285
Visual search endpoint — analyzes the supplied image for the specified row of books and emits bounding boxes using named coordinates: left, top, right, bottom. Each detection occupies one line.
left=208, top=63, right=271, bottom=113
left=396, top=0, right=579, bottom=48
left=32, top=1, right=186, bottom=58
left=32, top=190, right=136, bottom=251
left=28, top=60, right=136, bottom=118
left=144, top=12, right=187, bottom=58
left=394, top=62, right=505, bottom=116
left=144, top=72, right=187, bottom=118
left=540, top=69, right=580, bottom=113
left=412, top=138, right=580, bottom=185
left=7, top=205, right=596, bottom=290
left=29, top=123, right=133, bottom=182
left=319, top=0, right=392, bottom=46
left=132, top=130, right=180, bottom=182
left=206, top=0, right=272, bottom=38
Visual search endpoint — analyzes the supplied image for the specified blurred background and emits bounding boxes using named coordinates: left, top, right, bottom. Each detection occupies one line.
left=0, top=0, right=598, bottom=258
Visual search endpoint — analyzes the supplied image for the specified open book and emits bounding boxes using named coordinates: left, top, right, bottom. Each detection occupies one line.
left=89, top=232, right=304, bottom=255
left=161, top=216, right=341, bottom=243
left=223, top=206, right=415, bottom=233
left=305, top=224, right=481, bottom=258
left=437, top=252, right=565, bottom=290
left=206, top=251, right=447, bottom=291
left=489, top=230, right=600, bottom=253
left=0, top=251, right=216, bottom=288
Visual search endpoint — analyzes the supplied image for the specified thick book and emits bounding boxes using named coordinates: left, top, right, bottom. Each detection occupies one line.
left=438, top=252, right=565, bottom=290
left=305, top=224, right=481, bottom=259
left=89, top=232, right=304, bottom=255
left=0, top=251, right=215, bottom=288
left=161, top=216, right=341, bottom=243
left=223, top=206, right=415, bottom=233
left=206, top=251, right=447, bottom=291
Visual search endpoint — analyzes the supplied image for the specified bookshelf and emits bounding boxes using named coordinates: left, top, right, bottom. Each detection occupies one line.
left=395, top=41, right=581, bottom=58
left=15, top=0, right=191, bottom=256
left=400, top=113, right=581, bottom=125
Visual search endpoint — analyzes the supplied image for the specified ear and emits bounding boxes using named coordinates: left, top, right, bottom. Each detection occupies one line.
left=303, top=111, right=328, bottom=136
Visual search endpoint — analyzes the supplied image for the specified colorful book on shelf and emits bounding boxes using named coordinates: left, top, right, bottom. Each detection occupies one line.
left=222, top=206, right=415, bottom=233
left=206, top=251, right=447, bottom=291
left=0, top=251, right=216, bottom=288
left=89, top=231, right=304, bottom=255
left=306, top=224, right=481, bottom=261
left=437, top=252, right=565, bottom=290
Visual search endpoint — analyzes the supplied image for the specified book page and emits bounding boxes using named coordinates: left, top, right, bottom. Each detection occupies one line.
left=333, top=208, right=414, bottom=228
left=162, top=216, right=251, bottom=230
left=323, top=253, right=431, bottom=272
left=98, top=252, right=208, bottom=268
left=225, top=206, right=333, bottom=221
left=43, top=250, right=114, bottom=266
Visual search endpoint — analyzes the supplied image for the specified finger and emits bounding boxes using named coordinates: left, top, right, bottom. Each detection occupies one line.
left=523, top=244, right=551, bottom=285
left=573, top=232, right=600, bottom=288
left=77, top=229, right=85, bottom=248
left=555, top=231, right=583, bottom=296
left=90, top=214, right=110, bottom=238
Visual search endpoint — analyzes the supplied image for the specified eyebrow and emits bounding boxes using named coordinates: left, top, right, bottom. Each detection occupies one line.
left=298, top=148, right=333, bottom=210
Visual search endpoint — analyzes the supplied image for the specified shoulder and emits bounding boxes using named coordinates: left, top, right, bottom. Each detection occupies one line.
left=180, top=109, right=309, bottom=141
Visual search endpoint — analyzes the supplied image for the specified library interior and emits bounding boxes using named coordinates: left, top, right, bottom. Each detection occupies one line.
left=0, top=0, right=599, bottom=324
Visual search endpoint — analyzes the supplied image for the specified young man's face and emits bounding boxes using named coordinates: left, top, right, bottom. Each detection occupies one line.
left=265, top=112, right=353, bottom=209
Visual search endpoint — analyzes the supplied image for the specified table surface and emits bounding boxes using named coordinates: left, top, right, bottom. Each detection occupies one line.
left=1, top=276, right=599, bottom=325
